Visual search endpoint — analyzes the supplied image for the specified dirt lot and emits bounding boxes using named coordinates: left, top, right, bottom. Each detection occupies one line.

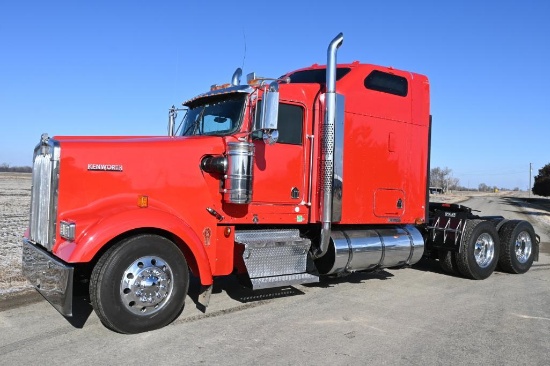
left=1, top=173, right=549, bottom=297
left=0, top=173, right=32, bottom=295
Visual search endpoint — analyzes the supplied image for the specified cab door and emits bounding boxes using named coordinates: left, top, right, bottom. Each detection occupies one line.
left=251, top=102, right=306, bottom=205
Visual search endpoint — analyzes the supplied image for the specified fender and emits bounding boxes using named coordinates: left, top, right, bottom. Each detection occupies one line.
left=55, top=207, right=213, bottom=285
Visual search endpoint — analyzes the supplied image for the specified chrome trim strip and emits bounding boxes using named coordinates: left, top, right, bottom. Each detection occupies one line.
left=22, top=238, right=74, bottom=316
left=306, top=134, right=315, bottom=206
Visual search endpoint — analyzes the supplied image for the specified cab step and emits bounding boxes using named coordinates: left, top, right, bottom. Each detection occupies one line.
left=234, top=229, right=319, bottom=289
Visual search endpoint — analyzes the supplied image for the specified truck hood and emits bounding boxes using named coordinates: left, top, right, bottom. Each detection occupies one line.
left=53, top=134, right=227, bottom=230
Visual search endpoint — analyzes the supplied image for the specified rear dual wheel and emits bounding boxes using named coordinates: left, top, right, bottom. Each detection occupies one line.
left=438, top=249, right=459, bottom=275
left=438, top=219, right=536, bottom=279
left=498, top=220, right=536, bottom=274
left=455, top=220, right=500, bottom=280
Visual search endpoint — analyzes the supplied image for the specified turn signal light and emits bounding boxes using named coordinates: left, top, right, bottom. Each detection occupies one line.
left=138, top=195, right=149, bottom=208
left=60, top=221, right=76, bottom=241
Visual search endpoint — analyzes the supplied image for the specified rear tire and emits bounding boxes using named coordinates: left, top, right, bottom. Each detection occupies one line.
left=90, top=234, right=189, bottom=334
left=438, top=250, right=459, bottom=275
left=456, top=220, right=500, bottom=280
left=498, top=220, right=536, bottom=274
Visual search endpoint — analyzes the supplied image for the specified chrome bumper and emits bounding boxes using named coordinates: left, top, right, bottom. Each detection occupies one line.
left=22, top=238, right=74, bottom=316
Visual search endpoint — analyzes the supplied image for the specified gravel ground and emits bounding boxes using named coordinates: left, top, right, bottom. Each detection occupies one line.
left=2, top=173, right=549, bottom=297
left=0, top=173, right=32, bottom=295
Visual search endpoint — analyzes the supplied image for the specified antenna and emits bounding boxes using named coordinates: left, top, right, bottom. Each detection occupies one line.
left=241, top=28, right=247, bottom=71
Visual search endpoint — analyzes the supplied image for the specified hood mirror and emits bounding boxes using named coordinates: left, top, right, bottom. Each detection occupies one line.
left=262, top=130, right=279, bottom=145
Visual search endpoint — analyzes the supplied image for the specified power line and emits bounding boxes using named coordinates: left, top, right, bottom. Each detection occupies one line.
left=457, top=171, right=525, bottom=176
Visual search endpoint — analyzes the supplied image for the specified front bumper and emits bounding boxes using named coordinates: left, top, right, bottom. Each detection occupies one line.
left=22, top=238, right=74, bottom=316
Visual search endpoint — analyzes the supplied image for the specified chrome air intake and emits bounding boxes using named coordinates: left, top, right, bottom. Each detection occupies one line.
left=315, top=226, right=425, bottom=275
left=223, top=141, right=255, bottom=204
left=29, top=134, right=60, bottom=250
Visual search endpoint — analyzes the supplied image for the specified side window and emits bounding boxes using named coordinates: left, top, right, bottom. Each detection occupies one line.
left=364, top=70, right=408, bottom=97
left=253, top=102, right=304, bottom=145
left=277, top=104, right=303, bottom=145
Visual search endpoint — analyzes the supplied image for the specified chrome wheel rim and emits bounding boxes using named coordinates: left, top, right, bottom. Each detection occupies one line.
left=120, top=256, right=173, bottom=315
left=474, top=233, right=495, bottom=268
left=514, top=231, right=532, bottom=264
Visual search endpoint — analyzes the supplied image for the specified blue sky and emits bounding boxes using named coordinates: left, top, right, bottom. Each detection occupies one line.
left=1, top=0, right=548, bottom=189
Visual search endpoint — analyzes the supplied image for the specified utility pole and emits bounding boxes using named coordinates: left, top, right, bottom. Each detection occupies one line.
left=529, top=163, right=533, bottom=198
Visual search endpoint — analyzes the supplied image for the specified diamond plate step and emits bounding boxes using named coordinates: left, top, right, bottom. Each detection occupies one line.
left=235, top=229, right=319, bottom=289
left=250, top=273, right=319, bottom=290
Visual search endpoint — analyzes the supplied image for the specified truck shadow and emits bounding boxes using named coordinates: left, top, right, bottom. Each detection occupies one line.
left=410, top=256, right=445, bottom=274
left=187, top=275, right=305, bottom=309
left=187, top=270, right=396, bottom=311
left=63, top=287, right=94, bottom=329
left=305, top=270, right=395, bottom=288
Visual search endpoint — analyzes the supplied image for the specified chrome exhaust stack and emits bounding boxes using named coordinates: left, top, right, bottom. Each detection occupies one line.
left=315, top=32, right=344, bottom=258
left=231, top=67, right=242, bottom=86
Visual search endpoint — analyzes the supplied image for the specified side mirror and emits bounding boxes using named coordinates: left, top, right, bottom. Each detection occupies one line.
left=257, top=82, right=279, bottom=130
left=255, top=81, right=279, bottom=144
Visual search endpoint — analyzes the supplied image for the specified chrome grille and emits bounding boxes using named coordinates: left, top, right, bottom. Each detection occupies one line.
left=29, top=134, right=60, bottom=250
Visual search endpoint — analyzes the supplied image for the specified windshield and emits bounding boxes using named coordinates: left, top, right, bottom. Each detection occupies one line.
left=180, top=93, right=247, bottom=136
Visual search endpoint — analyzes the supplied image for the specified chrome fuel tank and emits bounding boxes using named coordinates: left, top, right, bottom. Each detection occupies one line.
left=315, top=225, right=424, bottom=275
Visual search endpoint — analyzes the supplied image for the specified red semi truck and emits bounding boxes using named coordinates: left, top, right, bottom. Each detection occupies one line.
left=22, top=33, right=539, bottom=333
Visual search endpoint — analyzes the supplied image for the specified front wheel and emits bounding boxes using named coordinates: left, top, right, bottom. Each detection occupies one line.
left=498, top=220, right=536, bottom=274
left=90, top=234, right=189, bottom=333
left=456, top=220, right=500, bottom=280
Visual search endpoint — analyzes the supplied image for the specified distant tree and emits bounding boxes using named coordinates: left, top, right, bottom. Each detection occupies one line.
left=532, top=163, right=550, bottom=197
left=430, top=167, right=460, bottom=191
left=478, top=183, right=488, bottom=192
left=0, top=163, right=32, bottom=173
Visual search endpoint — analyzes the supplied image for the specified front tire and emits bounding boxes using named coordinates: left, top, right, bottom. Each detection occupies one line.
left=498, top=220, right=536, bottom=274
left=90, top=234, right=189, bottom=334
left=456, top=220, right=500, bottom=280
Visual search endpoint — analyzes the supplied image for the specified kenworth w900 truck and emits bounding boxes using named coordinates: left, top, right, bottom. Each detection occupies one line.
left=22, top=33, right=538, bottom=333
